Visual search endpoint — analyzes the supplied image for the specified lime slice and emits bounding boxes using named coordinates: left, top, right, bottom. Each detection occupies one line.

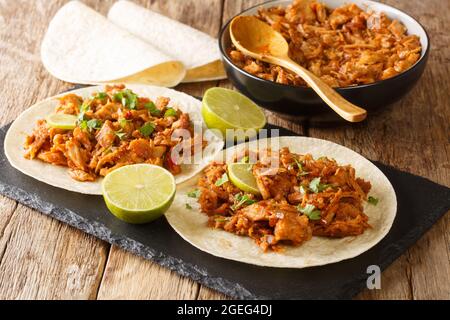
left=228, top=163, right=260, bottom=195
left=202, top=88, right=266, bottom=138
left=46, top=113, right=78, bottom=130
left=102, top=164, right=176, bottom=224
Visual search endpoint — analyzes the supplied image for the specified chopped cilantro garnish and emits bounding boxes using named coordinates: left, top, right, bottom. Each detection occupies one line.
left=80, top=101, right=90, bottom=112
left=309, top=178, right=321, bottom=193
left=93, top=92, right=108, bottom=101
left=78, top=120, right=88, bottom=131
left=114, top=89, right=138, bottom=110
left=294, top=158, right=309, bottom=176
left=185, top=203, right=193, bottom=210
left=77, top=101, right=100, bottom=131
left=215, top=173, right=229, bottom=186
left=127, top=92, right=138, bottom=109
left=115, top=130, right=127, bottom=140
left=231, top=194, right=256, bottom=211
left=187, top=189, right=201, bottom=198
left=164, top=108, right=177, bottom=118
left=144, top=101, right=161, bottom=116
left=139, top=122, right=155, bottom=137
left=309, top=177, right=333, bottom=193
left=77, top=101, right=91, bottom=123
left=294, top=158, right=303, bottom=171
left=368, top=196, right=379, bottom=206
left=86, top=119, right=102, bottom=131
left=297, top=204, right=322, bottom=220
left=299, top=185, right=308, bottom=195
left=119, top=118, right=131, bottom=128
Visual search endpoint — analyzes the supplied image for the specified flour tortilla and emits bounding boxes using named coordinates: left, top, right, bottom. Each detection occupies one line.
left=166, top=136, right=397, bottom=268
left=108, top=0, right=226, bottom=83
left=41, top=1, right=186, bottom=87
left=4, top=85, right=224, bottom=195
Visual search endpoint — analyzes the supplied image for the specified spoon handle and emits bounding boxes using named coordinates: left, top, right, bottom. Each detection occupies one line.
left=279, top=58, right=367, bottom=122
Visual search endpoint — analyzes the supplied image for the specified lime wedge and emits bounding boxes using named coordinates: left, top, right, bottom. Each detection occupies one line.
left=102, top=164, right=176, bottom=224
left=228, top=163, right=260, bottom=195
left=46, top=113, right=77, bottom=130
left=202, top=88, right=266, bottom=138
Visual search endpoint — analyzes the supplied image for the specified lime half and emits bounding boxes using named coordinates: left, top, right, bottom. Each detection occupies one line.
left=228, top=163, right=260, bottom=195
left=46, top=113, right=77, bottom=130
left=202, top=88, right=266, bottom=138
left=102, top=164, right=176, bottom=224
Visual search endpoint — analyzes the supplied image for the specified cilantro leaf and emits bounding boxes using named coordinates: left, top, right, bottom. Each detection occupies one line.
left=78, top=120, right=88, bottom=131
left=297, top=204, right=322, bottom=220
left=298, top=203, right=315, bottom=215
left=114, top=89, right=138, bottom=110
left=126, top=91, right=138, bottom=110
left=119, top=118, right=131, bottom=128
left=187, top=189, right=201, bottom=199
left=139, top=122, right=155, bottom=137
left=294, top=158, right=303, bottom=171
left=215, top=173, right=229, bottom=186
left=86, top=119, right=102, bottom=131
left=185, top=203, right=193, bottom=210
left=144, top=101, right=161, bottom=116
left=80, top=101, right=90, bottom=113
left=368, top=196, right=379, bottom=206
left=309, top=177, right=321, bottom=193
left=77, top=101, right=91, bottom=123
left=299, top=185, right=308, bottom=195
left=164, top=108, right=177, bottom=118
left=93, top=92, right=108, bottom=101
left=114, top=92, right=126, bottom=107
left=294, top=158, right=309, bottom=176
left=231, top=194, right=256, bottom=211
left=309, top=177, right=333, bottom=193
left=115, top=130, right=127, bottom=140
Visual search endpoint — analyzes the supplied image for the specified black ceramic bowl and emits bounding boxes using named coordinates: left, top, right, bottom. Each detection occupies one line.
left=219, top=0, right=430, bottom=122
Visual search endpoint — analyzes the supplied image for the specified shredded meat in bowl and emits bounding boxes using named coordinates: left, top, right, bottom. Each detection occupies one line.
left=24, top=85, right=205, bottom=181
left=197, top=147, right=374, bottom=252
left=229, top=0, right=422, bottom=87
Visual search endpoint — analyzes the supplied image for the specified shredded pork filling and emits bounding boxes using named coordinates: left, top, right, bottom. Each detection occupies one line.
left=24, top=85, right=204, bottom=181
left=229, top=0, right=422, bottom=87
left=197, top=147, right=372, bottom=251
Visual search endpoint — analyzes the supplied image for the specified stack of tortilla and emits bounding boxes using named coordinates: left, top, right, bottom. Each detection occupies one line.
left=41, top=1, right=226, bottom=87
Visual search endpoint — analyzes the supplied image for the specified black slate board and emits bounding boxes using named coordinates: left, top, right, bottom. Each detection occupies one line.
left=1, top=123, right=449, bottom=300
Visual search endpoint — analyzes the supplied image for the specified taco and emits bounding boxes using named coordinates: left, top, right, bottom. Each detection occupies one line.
left=41, top=1, right=186, bottom=87
left=4, top=85, right=224, bottom=195
left=166, top=137, right=396, bottom=268
left=108, top=0, right=226, bottom=83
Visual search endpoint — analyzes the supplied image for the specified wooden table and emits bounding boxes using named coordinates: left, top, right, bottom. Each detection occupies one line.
left=0, top=0, right=448, bottom=300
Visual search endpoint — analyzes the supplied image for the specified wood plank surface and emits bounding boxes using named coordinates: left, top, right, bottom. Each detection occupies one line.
left=0, top=0, right=448, bottom=300
left=0, top=0, right=110, bottom=300
left=97, top=246, right=199, bottom=300
left=0, top=205, right=108, bottom=299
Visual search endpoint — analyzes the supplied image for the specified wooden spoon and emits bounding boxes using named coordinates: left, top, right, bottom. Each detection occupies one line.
left=230, top=16, right=367, bottom=123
